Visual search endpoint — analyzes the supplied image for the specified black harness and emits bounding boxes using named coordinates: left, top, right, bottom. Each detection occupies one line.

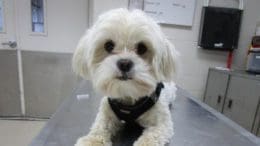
left=108, top=82, right=164, bottom=123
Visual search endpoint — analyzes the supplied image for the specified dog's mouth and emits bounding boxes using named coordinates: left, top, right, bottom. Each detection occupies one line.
left=116, top=73, right=133, bottom=81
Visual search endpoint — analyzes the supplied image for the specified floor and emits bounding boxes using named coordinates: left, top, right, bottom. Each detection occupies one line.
left=0, top=120, right=46, bottom=146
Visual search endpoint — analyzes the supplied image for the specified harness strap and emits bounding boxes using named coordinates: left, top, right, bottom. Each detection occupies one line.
left=108, top=82, right=164, bottom=123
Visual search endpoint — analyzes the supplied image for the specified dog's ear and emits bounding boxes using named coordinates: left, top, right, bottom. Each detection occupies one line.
left=153, top=39, right=179, bottom=81
left=72, top=33, right=90, bottom=79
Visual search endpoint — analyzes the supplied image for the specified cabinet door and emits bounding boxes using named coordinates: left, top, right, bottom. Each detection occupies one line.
left=223, top=76, right=260, bottom=131
left=204, top=69, right=229, bottom=112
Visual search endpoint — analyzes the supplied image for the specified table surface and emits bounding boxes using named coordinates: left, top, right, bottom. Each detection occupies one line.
left=30, top=81, right=260, bottom=146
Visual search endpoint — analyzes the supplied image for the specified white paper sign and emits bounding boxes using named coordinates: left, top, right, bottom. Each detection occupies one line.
left=143, top=0, right=196, bottom=26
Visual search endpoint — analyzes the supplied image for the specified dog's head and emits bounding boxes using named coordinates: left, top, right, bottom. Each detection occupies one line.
left=73, top=8, right=178, bottom=99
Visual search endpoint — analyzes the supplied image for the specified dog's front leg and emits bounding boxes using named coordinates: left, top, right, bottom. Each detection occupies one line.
left=75, top=97, right=120, bottom=146
left=134, top=108, right=173, bottom=146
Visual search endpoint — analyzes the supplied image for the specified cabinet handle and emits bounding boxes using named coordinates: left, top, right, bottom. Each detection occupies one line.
left=217, top=95, right=221, bottom=103
left=228, top=99, right=233, bottom=109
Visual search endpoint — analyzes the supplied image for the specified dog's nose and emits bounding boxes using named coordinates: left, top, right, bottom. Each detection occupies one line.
left=117, top=59, right=134, bottom=72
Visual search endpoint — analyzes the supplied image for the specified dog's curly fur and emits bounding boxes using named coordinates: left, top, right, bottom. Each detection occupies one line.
left=73, top=8, right=179, bottom=146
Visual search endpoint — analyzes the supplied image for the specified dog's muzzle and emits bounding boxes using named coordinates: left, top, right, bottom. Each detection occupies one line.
left=116, top=59, right=134, bottom=80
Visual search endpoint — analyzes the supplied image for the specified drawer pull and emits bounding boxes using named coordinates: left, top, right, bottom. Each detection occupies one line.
left=217, top=95, right=222, bottom=103
left=228, top=99, right=233, bottom=108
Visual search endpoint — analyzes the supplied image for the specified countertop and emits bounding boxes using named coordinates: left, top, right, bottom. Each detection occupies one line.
left=30, top=81, right=260, bottom=146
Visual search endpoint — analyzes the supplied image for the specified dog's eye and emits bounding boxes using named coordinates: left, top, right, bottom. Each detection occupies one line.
left=136, top=42, right=147, bottom=55
left=104, top=40, right=115, bottom=53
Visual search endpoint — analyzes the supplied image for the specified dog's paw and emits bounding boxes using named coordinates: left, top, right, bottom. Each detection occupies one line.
left=75, top=135, right=112, bottom=146
left=133, top=137, right=160, bottom=146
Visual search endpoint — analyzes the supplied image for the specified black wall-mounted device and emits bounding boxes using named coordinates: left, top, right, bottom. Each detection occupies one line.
left=198, top=7, right=242, bottom=51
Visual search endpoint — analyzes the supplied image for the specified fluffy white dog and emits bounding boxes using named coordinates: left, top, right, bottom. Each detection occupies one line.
left=73, top=8, right=178, bottom=146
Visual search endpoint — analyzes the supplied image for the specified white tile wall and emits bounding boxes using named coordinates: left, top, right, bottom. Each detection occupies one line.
left=90, top=0, right=260, bottom=99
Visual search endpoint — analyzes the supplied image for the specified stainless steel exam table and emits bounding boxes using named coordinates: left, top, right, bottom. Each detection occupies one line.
left=30, top=81, right=260, bottom=146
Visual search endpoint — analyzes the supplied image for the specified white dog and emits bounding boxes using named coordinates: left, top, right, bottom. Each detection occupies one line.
left=73, top=8, right=178, bottom=146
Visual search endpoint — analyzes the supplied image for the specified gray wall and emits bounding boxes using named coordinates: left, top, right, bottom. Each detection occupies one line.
left=22, top=51, right=79, bottom=118
left=0, top=50, right=80, bottom=118
left=0, top=50, right=21, bottom=116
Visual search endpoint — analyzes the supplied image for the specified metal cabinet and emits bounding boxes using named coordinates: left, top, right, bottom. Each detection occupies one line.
left=223, top=76, right=260, bottom=131
left=204, top=68, right=260, bottom=136
left=204, top=69, right=229, bottom=112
